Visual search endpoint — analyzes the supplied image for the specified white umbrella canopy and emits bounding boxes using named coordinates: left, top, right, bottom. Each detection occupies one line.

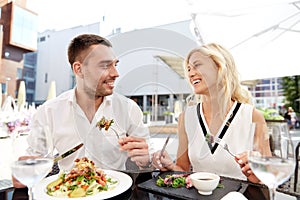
left=189, top=0, right=300, bottom=80
left=232, top=28, right=300, bottom=81
left=1, top=96, right=16, bottom=112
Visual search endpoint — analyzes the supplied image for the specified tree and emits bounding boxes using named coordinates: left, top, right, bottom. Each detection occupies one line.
left=282, top=75, right=300, bottom=113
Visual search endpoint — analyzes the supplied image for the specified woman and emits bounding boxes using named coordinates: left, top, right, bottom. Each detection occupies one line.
left=152, top=43, right=270, bottom=183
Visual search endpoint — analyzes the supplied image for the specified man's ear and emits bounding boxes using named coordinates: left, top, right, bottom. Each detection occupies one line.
left=73, top=61, right=83, bottom=78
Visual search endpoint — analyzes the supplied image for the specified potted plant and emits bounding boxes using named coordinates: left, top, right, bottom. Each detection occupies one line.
left=163, top=111, right=175, bottom=124
left=143, top=111, right=151, bottom=124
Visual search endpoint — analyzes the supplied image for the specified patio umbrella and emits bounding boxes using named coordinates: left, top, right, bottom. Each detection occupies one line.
left=17, top=81, right=26, bottom=111
left=190, top=0, right=300, bottom=81
left=47, top=81, right=56, bottom=100
left=1, top=95, right=16, bottom=112
left=231, top=27, right=300, bottom=81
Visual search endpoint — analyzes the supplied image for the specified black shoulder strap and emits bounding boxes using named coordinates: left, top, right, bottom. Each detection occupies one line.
left=197, top=102, right=241, bottom=154
left=197, top=103, right=212, bottom=149
left=197, top=103, right=207, bottom=136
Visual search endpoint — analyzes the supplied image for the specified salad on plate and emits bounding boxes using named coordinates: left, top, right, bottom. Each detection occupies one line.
left=156, top=174, right=192, bottom=188
left=46, top=157, right=118, bottom=198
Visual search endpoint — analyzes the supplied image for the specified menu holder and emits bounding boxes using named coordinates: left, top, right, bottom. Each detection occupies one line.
left=137, top=172, right=242, bottom=200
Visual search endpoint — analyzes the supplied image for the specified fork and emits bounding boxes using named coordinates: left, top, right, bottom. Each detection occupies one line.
left=214, top=138, right=236, bottom=157
left=159, top=135, right=171, bottom=159
left=109, top=126, right=120, bottom=139
left=109, top=126, right=128, bottom=139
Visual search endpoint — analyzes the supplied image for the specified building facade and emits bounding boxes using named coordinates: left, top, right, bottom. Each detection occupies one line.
left=0, top=0, right=37, bottom=105
left=31, top=21, right=197, bottom=120
left=22, top=51, right=36, bottom=104
left=27, top=20, right=287, bottom=120
left=0, top=7, right=287, bottom=119
left=249, top=77, right=285, bottom=110
left=34, top=23, right=100, bottom=101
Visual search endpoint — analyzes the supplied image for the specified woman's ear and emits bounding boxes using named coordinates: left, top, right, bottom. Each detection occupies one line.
left=73, top=61, right=83, bottom=78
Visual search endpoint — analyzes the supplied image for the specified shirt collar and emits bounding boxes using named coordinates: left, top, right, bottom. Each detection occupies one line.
left=68, top=88, right=76, bottom=104
left=68, top=87, right=113, bottom=106
left=104, top=94, right=113, bottom=105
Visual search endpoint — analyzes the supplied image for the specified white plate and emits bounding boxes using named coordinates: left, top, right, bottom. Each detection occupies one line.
left=34, top=170, right=133, bottom=200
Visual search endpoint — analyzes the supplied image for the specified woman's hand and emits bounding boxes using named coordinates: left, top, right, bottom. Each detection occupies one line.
left=118, top=136, right=151, bottom=168
left=152, top=150, right=174, bottom=171
left=235, top=152, right=260, bottom=183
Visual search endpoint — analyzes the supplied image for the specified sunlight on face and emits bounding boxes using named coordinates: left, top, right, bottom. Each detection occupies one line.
left=81, top=44, right=119, bottom=98
left=187, top=51, right=218, bottom=95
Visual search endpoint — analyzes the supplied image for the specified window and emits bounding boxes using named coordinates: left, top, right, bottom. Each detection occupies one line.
left=27, top=94, right=33, bottom=102
left=39, top=36, right=46, bottom=42
left=25, top=70, right=34, bottom=77
left=45, top=73, right=48, bottom=83
left=17, top=68, right=23, bottom=79
left=28, top=82, right=35, bottom=89
left=10, top=4, right=38, bottom=50
left=1, top=83, right=5, bottom=94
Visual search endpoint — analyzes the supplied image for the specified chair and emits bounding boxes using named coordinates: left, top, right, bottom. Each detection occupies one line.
left=46, top=161, right=60, bottom=177
left=46, top=154, right=60, bottom=177
left=0, top=179, right=14, bottom=200
left=294, top=141, right=300, bottom=192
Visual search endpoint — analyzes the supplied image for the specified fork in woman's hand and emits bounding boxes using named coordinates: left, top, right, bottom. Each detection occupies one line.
left=214, top=138, right=236, bottom=157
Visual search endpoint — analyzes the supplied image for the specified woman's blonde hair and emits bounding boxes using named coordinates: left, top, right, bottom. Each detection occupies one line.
left=184, top=43, right=252, bottom=117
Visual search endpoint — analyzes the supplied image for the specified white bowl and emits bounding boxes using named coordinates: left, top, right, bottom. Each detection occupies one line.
left=189, top=172, right=220, bottom=195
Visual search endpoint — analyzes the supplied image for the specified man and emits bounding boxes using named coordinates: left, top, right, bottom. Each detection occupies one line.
left=13, top=34, right=152, bottom=187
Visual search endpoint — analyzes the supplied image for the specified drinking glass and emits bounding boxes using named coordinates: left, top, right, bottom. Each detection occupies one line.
left=248, top=122, right=296, bottom=200
left=11, top=125, right=54, bottom=200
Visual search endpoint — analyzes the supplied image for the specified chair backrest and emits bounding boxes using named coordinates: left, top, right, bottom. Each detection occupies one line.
left=0, top=179, right=13, bottom=193
left=294, top=141, right=300, bottom=192
left=46, top=161, right=60, bottom=177
left=46, top=153, right=60, bottom=177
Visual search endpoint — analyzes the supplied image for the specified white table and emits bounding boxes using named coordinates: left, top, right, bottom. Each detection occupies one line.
left=0, top=135, right=28, bottom=180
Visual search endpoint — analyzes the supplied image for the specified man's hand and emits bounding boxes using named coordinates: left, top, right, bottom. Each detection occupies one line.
left=118, top=136, right=151, bottom=168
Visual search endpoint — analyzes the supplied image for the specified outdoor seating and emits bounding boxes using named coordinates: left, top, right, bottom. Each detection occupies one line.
left=294, top=142, right=300, bottom=192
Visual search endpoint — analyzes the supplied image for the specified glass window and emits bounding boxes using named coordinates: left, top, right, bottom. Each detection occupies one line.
left=28, top=82, right=35, bottom=89
left=10, top=4, right=38, bottom=50
left=27, top=93, right=33, bottom=102
left=39, top=36, right=46, bottom=42
left=17, top=68, right=23, bottom=79
left=1, top=83, right=5, bottom=94
left=45, top=73, right=48, bottom=83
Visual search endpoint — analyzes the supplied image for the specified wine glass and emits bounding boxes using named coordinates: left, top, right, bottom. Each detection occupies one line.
left=248, top=122, right=296, bottom=200
left=11, top=125, right=54, bottom=200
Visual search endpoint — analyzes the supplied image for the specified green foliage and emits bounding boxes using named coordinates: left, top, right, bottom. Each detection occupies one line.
left=143, top=111, right=151, bottom=115
left=282, top=76, right=300, bottom=113
left=257, top=107, right=284, bottom=120
left=163, top=111, right=174, bottom=115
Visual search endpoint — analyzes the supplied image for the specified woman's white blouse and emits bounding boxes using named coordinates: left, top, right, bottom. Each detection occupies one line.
left=185, top=102, right=254, bottom=180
